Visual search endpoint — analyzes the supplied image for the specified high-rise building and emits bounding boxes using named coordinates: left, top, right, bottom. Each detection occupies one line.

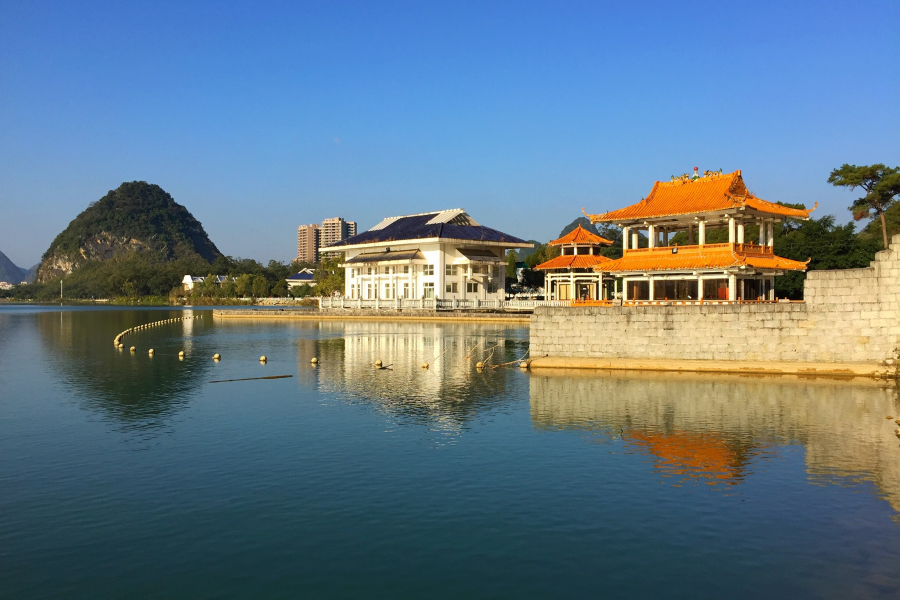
left=320, top=217, right=357, bottom=256
left=297, top=224, right=320, bottom=263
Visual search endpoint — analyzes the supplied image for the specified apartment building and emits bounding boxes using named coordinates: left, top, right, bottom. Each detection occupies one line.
left=297, top=223, right=320, bottom=263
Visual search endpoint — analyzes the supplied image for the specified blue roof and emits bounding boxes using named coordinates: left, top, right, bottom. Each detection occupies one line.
left=325, top=211, right=528, bottom=248
left=287, top=272, right=315, bottom=281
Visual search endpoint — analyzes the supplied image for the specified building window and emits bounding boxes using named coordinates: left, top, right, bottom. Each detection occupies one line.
left=423, top=264, right=434, bottom=276
left=403, top=265, right=410, bottom=274
left=467, top=282, right=479, bottom=293
left=493, top=266, right=502, bottom=278
left=403, top=282, right=410, bottom=298
left=445, top=264, right=459, bottom=276
left=446, top=282, right=458, bottom=294
left=423, top=282, right=435, bottom=299
left=366, top=283, right=373, bottom=299
left=367, top=267, right=373, bottom=275
left=487, top=283, right=498, bottom=294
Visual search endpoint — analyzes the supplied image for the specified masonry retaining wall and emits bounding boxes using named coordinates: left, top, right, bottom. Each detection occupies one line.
left=530, top=234, right=900, bottom=366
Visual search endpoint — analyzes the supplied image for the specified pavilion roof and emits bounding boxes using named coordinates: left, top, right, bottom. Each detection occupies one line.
left=548, top=225, right=614, bottom=247
left=584, top=170, right=815, bottom=223
left=535, top=254, right=613, bottom=271
left=593, top=243, right=809, bottom=273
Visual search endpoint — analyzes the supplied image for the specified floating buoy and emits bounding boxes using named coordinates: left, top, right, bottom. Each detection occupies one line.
left=213, top=353, right=221, bottom=360
left=519, top=361, right=528, bottom=369
left=118, top=343, right=124, bottom=349
left=476, top=361, right=484, bottom=369
left=178, top=350, right=185, bottom=358
left=130, top=346, right=136, bottom=352
left=421, top=362, right=429, bottom=369
left=374, top=359, right=383, bottom=367
left=148, top=349, right=155, bottom=356
left=311, top=357, right=318, bottom=364
left=260, top=356, right=267, bottom=363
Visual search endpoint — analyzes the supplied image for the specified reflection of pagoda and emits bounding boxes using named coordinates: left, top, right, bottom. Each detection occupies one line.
left=623, top=430, right=758, bottom=485
left=529, top=370, right=900, bottom=504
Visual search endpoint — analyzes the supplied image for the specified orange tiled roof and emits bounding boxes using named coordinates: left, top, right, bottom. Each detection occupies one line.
left=593, top=243, right=809, bottom=273
left=548, top=225, right=614, bottom=246
left=535, top=254, right=612, bottom=271
left=584, top=170, right=816, bottom=222
left=624, top=429, right=749, bottom=485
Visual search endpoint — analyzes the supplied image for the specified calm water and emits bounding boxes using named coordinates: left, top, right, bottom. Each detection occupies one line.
left=2, top=305, right=900, bottom=599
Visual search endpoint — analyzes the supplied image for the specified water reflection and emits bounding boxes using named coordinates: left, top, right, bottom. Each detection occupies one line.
left=530, top=370, right=900, bottom=509
left=31, top=308, right=212, bottom=430
left=300, top=321, right=530, bottom=430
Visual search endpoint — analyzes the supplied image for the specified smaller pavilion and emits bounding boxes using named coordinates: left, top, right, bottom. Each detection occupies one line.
left=535, top=225, right=616, bottom=301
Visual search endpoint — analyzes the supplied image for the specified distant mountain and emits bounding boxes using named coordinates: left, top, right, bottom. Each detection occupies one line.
left=0, top=250, right=27, bottom=284
left=21, top=264, right=39, bottom=283
left=37, top=181, right=221, bottom=282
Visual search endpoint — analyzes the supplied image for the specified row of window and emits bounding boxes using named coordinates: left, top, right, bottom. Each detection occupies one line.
left=348, top=281, right=500, bottom=299
left=349, top=265, right=503, bottom=277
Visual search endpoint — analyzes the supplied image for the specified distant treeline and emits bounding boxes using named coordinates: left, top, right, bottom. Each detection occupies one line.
left=1, top=254, right=345, bottom=302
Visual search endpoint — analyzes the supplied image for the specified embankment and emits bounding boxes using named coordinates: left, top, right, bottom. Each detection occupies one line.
left=530, top=234, right=900, bottom=378
left=213, top=308, right=530, bottom=323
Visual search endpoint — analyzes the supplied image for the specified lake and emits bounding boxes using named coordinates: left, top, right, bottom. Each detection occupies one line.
left=1, top=305, right=899, bottom=599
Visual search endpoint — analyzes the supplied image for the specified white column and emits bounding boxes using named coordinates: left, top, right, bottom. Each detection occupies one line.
left=699, top=220, right=706, bottom=246
left=570, top=272, right=575, bottom=300
left=728, top=217, right=736, bottom=244
left=632, top=231, right=639, bottom=250
left=614, top=277, right=618, bottom=300
left=622, top=226, right=629, bottom=252
left=767, top=221, right=775, bottom=247
left=728, top=274, right=737, bottom=301
left=648, top=225, right=655, bottom=248
left=649, top=277, right=655, bottom=301
left=697, top=277, right=704, bottom=300
left=737, top=221, right=745, bottom=244
left=758, top=220, right=765, bottom=245
left=622, top=279, right=628, bottom=301
left=769, top=278, right=776, bottom=300
left=688, top=224, right=695, bottom=245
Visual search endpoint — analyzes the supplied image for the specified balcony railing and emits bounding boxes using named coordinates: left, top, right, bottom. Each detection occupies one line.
left=318, top=297, right=573, bottom=310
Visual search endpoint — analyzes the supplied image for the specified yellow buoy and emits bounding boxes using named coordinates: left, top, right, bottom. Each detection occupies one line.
left=421, top=362, right=429, bottom=369
left=519, top=361, right=528, bottom=369
left=476, top=361, right=484, bottom=369
left=130, top=346, right=136, bottom=352
left=178, top=351, right=185, bottom=358
left=148, top=349, right=155, bottom=356
left=374, top=359, right=383, bottom=367
left=213, top=353, right=221, bottom=360
left=260, top=356, right=267, bottom=363
left=311, top=357, right=318, bottom=364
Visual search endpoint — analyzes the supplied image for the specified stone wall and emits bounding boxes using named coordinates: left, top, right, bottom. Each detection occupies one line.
left=530, top=234, right=900, bottom=365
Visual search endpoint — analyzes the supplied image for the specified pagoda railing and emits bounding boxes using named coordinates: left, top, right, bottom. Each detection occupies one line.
left=624, top=243, right=772, bottom=255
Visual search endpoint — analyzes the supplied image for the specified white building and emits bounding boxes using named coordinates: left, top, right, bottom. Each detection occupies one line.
left=182, top=275, right=232, bottom=292
left=324, top=209, right=533, bottom=301
left=286, top=268, right=317, bottom=289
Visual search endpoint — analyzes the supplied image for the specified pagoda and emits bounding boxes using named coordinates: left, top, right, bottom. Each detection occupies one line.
left=583, top=169, right=814, bottom=302
left=534, top=225, right=616, bottom=301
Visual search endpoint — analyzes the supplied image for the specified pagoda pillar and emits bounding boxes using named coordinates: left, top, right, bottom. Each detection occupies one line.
left=758, top=220, right=765, bottom=245
left=649, top=277, right=655, bottom=301
left=728, top=217, right=736, bottom=244
left=767, top=221, right=775, bottom=247
left=728, top=274, right=737, bottom=301
left=737, top=221, right=745, bottom=244
left=632, top=231, right=638, bottom=250
left=699, top=221, right=706, bottom=246
left=622, top=226, right=629, bottom=251
left=688, top=223, right=695, bottom=245
left=648, top=225, right=655, bottom=248
left=697, top=276, right=704, bottom=301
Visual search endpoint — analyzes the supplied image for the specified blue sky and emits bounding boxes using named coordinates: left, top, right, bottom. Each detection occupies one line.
left=1, top=0, right=897, bottom=266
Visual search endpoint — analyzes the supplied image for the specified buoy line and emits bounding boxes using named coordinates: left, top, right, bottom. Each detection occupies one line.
left=114, top=314, right=202, bottom=349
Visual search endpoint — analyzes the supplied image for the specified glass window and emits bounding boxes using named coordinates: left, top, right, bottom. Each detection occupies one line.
left=446, top=282, right=458, bottom=293
left=402, top=282, right=410, bottom=298
left=403, top=265, right=410, bottom=274
left=367, top=267, right=373, bottom=275
left=445, top=264, right=459, bottom=276
left=467, top=282, right=479, bottom=293
left=423, top=282, right=435, bottom=299
left=423, top=265, right=434, bottom=276
left=487, top=283, right=498, bottom=294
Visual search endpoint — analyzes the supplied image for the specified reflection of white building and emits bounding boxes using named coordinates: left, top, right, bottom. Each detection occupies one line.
left=324, top=209, right=532, bottom=301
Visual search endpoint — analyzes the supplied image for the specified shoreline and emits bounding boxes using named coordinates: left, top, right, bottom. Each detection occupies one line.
left=212, top=308, right=531, bottom=323
left=528, top=356, right=892, bottom=381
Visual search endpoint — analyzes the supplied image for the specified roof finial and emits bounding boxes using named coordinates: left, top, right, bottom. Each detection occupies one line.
left=692, top=166, right=700, bottom=180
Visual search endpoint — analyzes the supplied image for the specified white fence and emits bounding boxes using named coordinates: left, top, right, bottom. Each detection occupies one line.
left=318, top=297, right=571, bottom=311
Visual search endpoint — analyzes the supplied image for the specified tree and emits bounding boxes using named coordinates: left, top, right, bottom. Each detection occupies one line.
left=505, top=250, right=518, bottom=279
left=234, top=274, right=253, bottom=297
left=271, top=279, right=288, bottom=297
left=251, top=275, right=269, bottom=298
left=199, top=273, right=219, bottom=297
left=828, top=164, right=900, bottom=249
